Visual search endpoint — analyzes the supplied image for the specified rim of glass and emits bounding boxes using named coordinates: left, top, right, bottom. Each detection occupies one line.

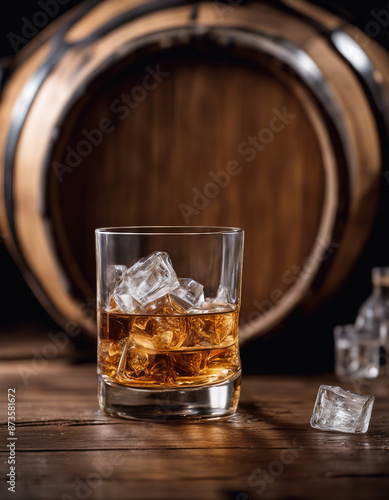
left=95, top=226, right=243, bottom=236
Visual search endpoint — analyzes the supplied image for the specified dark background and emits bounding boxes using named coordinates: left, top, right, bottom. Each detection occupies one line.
left=0, top=0, right=388, bottom=374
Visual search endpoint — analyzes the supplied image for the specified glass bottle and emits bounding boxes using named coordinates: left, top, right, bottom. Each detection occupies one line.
left=355, top=267, right=389, bottom=375
left=356, top=267, right=389, bottom=329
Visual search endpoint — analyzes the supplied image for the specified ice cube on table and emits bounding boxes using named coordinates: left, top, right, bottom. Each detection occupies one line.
left=124, top=251, right=179, bottom=308
left=310, top=385, right=374, bottom=434
left=170, top=278, right=204, bottom=309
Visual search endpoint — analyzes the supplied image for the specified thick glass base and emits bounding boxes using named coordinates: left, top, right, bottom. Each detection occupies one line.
left=98, top=371, right=241, bottom=421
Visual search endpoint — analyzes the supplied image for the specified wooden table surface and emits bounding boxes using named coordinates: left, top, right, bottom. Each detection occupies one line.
left=1, top=326, right=389, bottom=500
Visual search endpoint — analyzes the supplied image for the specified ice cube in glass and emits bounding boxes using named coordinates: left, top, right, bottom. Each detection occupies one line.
left=124, top=251, right=179, bottom=308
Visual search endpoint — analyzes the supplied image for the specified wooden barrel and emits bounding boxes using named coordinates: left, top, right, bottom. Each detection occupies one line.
left=1, top=0, right=388, bottom=341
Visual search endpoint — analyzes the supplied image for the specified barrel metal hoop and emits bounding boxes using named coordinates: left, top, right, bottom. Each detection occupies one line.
left=260, top=0, right=334, bottom=37
left=265, top=0, right=389, bottom=159
left=330, top=29, right=389, bottom=159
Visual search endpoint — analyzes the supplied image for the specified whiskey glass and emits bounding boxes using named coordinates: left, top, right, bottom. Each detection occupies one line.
left=96, top=226, right=244, bottom=420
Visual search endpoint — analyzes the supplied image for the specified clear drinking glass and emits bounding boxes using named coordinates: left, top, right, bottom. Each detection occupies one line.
left=95, top=226, right=244, bottom=420
left=334, top=324, right=383, bottom=380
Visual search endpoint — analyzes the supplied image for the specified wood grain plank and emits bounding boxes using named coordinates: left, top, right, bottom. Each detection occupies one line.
left=0, top=449, right=389, bottom=500
left=1, top=354, right=389, bottom=499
